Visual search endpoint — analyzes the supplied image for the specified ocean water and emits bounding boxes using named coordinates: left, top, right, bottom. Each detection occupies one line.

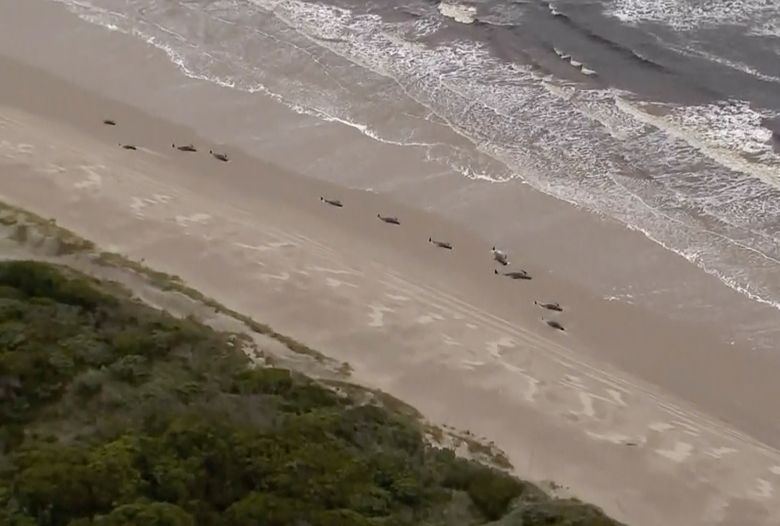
left=49, top=0, right=780, bottom=310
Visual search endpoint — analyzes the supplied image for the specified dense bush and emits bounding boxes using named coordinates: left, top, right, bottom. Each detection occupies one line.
left=0, top=261, right=622, bottom=526
left=0, top=260, right=113, bottom=311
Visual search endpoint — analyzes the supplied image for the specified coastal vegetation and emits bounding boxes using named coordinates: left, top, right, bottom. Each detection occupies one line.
left=0, top=260, right=622, bottom=525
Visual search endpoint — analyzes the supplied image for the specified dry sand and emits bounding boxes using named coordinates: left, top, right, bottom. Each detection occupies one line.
left=2, top=3, right=780, bottom=525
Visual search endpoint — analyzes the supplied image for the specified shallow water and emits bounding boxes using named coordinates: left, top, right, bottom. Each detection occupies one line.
left=48, top=0, right=780, bottom=312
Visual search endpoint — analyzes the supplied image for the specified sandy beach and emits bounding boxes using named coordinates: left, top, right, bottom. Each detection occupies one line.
left=2, top=1, right=780, bottom=525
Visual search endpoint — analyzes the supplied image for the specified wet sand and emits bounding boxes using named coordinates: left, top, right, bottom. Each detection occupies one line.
left=2, top=2, right=780, bottom=525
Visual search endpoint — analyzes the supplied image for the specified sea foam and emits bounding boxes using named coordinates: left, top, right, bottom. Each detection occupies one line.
left=437, top=2, right=477, bottom=24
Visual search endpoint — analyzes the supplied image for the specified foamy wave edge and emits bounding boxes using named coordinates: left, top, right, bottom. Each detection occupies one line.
left=624, top=223, right=780, bottom=311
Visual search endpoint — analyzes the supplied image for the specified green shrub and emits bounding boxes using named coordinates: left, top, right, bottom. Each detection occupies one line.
left=0, top=261, right=113, bottom=311
left=0, top=285, right=24, bottom=299
left=108, top=355, right=150, bottom=384
left=231, top=367, right=294, bottom=395
left=12, top=444, right=94, bottom=523
left=439, top=456, right=526, bottom=520
left=73, top=369, right=104, bottom=398
left=94, top=502, right=194, bottom=526
left=466, top=470, right=524, bottom=520
left=226, top=493, right=301, bottom=526
left=310, top=509, right=375, bottom=526
left=111, top=328, right=152, bottom=356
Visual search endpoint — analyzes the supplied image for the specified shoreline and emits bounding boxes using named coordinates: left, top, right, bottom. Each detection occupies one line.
left=2, top=4, right=780, bottom=525
left=42, top=0, right=780, bottom=315
left=12, top=0, right=780, bottom=324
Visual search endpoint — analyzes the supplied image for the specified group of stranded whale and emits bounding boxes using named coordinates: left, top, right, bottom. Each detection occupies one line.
left=104, top=117, right=566, bottom=332
left=319, top=196, right=567, bottom=332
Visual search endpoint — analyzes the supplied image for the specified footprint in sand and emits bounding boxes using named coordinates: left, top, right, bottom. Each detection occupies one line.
left=522, top=376, right=540, bottom=402
left=40, top=163, right=67, bottom=175
left=458, top=359, right=485, bottom=370
left=466, top=323, right=478, bottom=330
left=656, top=441, right=694, bottom=463
left=442, top=334, right=462, bottom=346
left=309, top=265, right=357, bottom=276
left=259, top=271, right=291, bottom=282
left=705, top=447, right=738, bottom=459
left=325, top=277, right=358, bottom=289
left=130, top=194, right=172, bottom=217
left=649, top=422, right=675, bottom=433
left=671, top=419, right=702, bottom=437
left=561, top=374, right=586, bottom=389
left=236, top=241, right=296, bottom=252
left=15, top=143, right=34, bottom=155
left=586, top=431, right=635, bottom=445
left=0, top=140, right=29, bottom=157
left=485, top=336, right=515, bottom=359
left=606, top=388, right=628, bottom=407
left=569, top=389, right=628, bottom=420
left=751, top=478, right=774, bottom=499
left=175, top=213, right=211, bottom=227
left=771, top=466, right=780, bottom=476
left=74, top=165, right=104, bottom=191
left=130, top=197, right=152, bottom=216
left=416, top=313, right=445, bottom=325
left=385, top=293, right=410, bottom=302
left=74, top=172, right=102, bottom=191
left=572, top=392, right=598, bottom=418
left=368, top=304, right=394, bottom=328
left=501, top=362, right=541, bottom=402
